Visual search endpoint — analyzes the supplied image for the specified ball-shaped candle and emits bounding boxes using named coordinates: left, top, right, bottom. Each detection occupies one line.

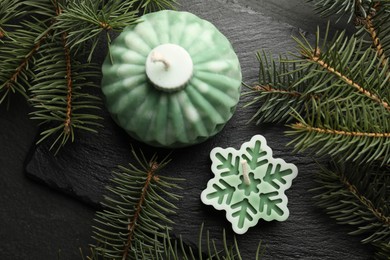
left=101, top=10, right=242, bottom=148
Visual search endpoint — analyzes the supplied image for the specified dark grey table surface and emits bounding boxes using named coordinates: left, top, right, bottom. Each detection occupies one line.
left=1, top=1, right=372, bottom=259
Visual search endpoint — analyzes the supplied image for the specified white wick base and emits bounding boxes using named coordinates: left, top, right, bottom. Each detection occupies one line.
left=145, top=43, right=193, bottom=92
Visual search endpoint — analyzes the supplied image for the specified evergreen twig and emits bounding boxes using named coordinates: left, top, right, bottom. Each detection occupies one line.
left=134, top=0, right=179, bottom=14
left=89, top=149, right=181, bottom=259
left=87, top=149, right=265, bottom=259
left=361, top=2, right=388, bottom=70
left=0, top=0, right=178, bottom=153
left=304, top=45, right=389, bottom=110
left=247, top=27, right=390, bottom=165
left=0, top=0, right=26, bottom=41
left=242, top=51, right=318, bottom=124
left=246, top=2, right=390, bottom=258
left=313, top=161, right=390, bottom=257
left=54, top=0, right=139, bottom=61
left=310, top=0, right=390, bottom=75
left=0, top=0, right=55, bottom=104
left=292, top=122, right=390, bottom=138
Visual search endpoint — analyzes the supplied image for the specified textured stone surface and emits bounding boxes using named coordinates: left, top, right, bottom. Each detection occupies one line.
left=0, top=96, right=95, bottom=260
left=2, top=0, right=373, bottom=259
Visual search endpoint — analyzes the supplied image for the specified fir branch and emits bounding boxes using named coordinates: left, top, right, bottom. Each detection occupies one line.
left=122, top=161, right=158, bottom=260
left=29, top=37, right=102, bottom=153
left=244, top=83, right=319, bottom=124
left=247, top=27, right=390, bottom=165
left=244, top=51, right=319, bottom=124
left=310, top=0, right=390, bottom=75
left=313, top=161, right=390, bottom=255
left=0, top=0, right=26, bottom=41
left=178, top=225, right=265, bottom=260
left=87, top=150, right=265, bottom=259
left=288, top=28, right=390, bottom=164
left=55, top=0, right=139, bottom=62
left=253, top=84, right=304, bottom=98
left=374, top=243, right=390, bottom=259
left=341, top=173, right=390, bottom=226
left=1, top=0, right=178, bottom=150
left=362, top=3, right=388, bottom=66
left=308, top=0, right=383, bottom=22
left=89, top=150, right=181, bottom=259
left=8, top=33, right=48, bottom=85
left=0, top=0, right=22, bottom=24
left=0, top=21, right=52, bottom=104
left=311, top=49, right=388, bottom=110
left=26, top=0, right=103, bottom=153
left=356, top=1, right=390, bottom=78
left=246, top=2, right=390, bottom=259
left=292, top=122, right=390, bottom=138
left=62, top=32, right=73, bottom=135
left=56, top=1, right=73, bottom=135
left=87, top=224, right=265, bottom=259
left=287, top=97, right=390, bottom=165
left=134, top=0, right=178, bottom=14
left=1, top=33, right=42, bottom=100
left=300, top=37, right=390, bottom=111
left=0, top=0, right=56, bottom=104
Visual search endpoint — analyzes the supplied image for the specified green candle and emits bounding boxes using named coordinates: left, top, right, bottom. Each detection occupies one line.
left=101, top=10, right=242, bottom=148
left=201, top=135, right=298, bottom=234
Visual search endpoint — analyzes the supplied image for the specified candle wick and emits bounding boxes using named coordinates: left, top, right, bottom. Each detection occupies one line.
left=151, top=51, right=170, bottom=71
left=241, top=160, right=251, bottom=186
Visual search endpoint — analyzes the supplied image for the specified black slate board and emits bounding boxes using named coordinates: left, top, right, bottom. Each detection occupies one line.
left=25, top=0, right=372, bottom=259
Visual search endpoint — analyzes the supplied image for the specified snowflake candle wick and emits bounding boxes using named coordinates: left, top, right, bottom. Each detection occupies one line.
left=241, top=160, right=251, bottom=186
left=201, top=135, right=298, bottom=234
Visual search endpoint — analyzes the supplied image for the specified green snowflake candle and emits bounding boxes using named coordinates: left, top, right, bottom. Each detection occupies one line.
left=101, top=10, right=242, bottom=148
left=201, top=135, right=298, bottom=234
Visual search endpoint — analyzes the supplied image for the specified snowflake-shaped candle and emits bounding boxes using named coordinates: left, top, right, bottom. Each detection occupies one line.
left=201, top=135, right=298, bottom=234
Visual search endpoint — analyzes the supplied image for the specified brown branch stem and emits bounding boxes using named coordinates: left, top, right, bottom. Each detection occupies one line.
left=62, top=32, right=72, bottom=134
left=122, top=162, right=159, bottom=260
left=311, top=50, right=390, bottom=111
left=3, top=29, right=51, bottom=90
left=340, top=174, right=390, bottom=227
left=253, top=84, right=320, bottom=100
left=293, top=123, right=390, bottom=138
left=365, top=3, right=390, bottom=78
left=253, top=85, right=302, bottom=97
left=365, top=16, right=388, bottom=66
left=99, top=21, right=112, bottom=30
left=55, top=1, right=73, bottom=134
left=3, top=0, right=61, bottom=91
